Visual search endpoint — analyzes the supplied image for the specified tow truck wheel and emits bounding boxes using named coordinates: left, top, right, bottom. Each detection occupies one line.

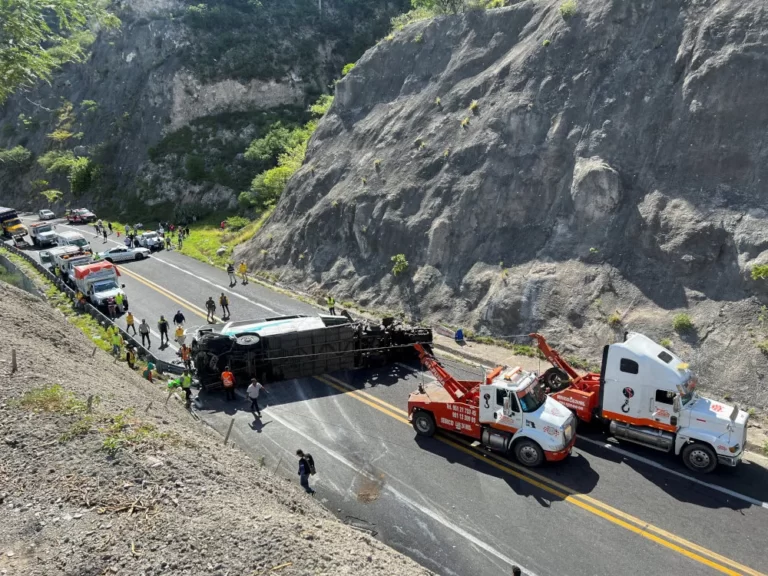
left=542, top=367, right=570, bottom=392
left=412, top=411, right=436, bottom=437
left=681, top=442, right=717, bottom=473
left=514, top=439, right=544, bottom=468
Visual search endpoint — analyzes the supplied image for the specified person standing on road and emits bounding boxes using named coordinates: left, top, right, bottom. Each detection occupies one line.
left=174, top=324, right=186, bottom=347
left=219, top=293, right=230, bottom=319
left=205, top=296, right=217, bottom=323
left=138, top=318, right=151, bottom=348
left=125, top=311, right=136, bottom=335
left=180, top=343, right=192, bottom=370
left=221, top=366, right=235, bottom=401
left=246, top=377, right=267, bottom=417
left=114, top=291, right=124, bottom=314
left=180, top=370, right=193, bottom=403
left=102, top=228, right=108, bottom=243
left=177, top=232, right=183, bottom=250
left=296, top=450, right=316, bottom=495
left=173, top=310, right=186, bottom=326
left=158, top=315, right=170, bottom=347
left=226, top=263, right=236, bottom=287
left=165, top=236, right=172, bottom=250
left=327, top=294, right=336, bottom=316
left=108, top=222, right=113, bottom=234
left=106, top=297, right=117, bottom=319
left=238, top=261, right=248, bottom=285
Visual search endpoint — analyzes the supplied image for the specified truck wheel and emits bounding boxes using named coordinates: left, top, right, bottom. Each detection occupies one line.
left=681, top=442, right=717, bottom=473
left=542, top=367, right=570, bottom=392
left=412, top=411, right=436, bottom=437
left=515, top=439, right=544, bottom=468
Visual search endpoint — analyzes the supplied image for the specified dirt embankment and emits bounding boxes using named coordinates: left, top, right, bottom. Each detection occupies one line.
left=0, top=281, right=429, bottom=576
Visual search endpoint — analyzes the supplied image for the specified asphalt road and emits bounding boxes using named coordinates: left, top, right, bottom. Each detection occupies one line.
left=8, top=215, right=768, bottom=576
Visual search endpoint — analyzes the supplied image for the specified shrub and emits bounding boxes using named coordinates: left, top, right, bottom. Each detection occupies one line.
left=758, top=340, right=768, bottom=354
left=560, top=0, right=577, bottom=19
left=469, top=99, right=479, bottom=113
left=374, top=159, right=382, bottom=171
left=672, top=313, right=694, bottom=333
left=659, top=338, right=672, bottom=349
left=38, top=150, right=76, bottom=174
left=543, top=39, right=551, bottom=47
left=81, top=99, right=99, bottom=113
left=460, top=117, right=470, bottom=128
left=434, top=96, right=441, bottom=107
left=0, top=145, right=32, bottom=166
left=342, top=62, right=356, bottom=76
left=68, top=157, right=94, bottom=195
left=607, top=312, right=621, bottom=327
left=15, top=384, right=86, bottom=414
left=751, top=264, right=768, bottom=280
left=414, top=33, right=423, bottom=43
left=185, top=154, right=206, bottom=182
left=40, top=189, right=63, bottom=204
left=391, top=253, right=409, bottom=276
left=310, top=94, right=334, bottom=117
left=225, top=216, right=250, bottom=230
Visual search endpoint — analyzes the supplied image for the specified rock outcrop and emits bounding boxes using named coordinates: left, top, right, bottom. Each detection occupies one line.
left=240, top=0, right=768, bottom=407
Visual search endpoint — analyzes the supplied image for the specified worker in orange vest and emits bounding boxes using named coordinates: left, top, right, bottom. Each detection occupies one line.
left=222, top=366, right=235, bottom=401
left=180, top=344, right=192, bottom=370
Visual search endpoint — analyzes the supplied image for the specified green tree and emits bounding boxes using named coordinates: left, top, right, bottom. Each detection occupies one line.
left=411, top=0, right=465, bottom=14
left=40, top=189, right=64, bottom=205
left=0, top=145, right=33, bottom=166
left=0, top=0, right=120, bottom=104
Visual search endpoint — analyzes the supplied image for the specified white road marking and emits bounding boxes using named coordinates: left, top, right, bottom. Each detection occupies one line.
left=153, top=255, right=277, bottom=314
left=401, top=362, right=768, bottom=510
left=265, top=406, right=540, bottom=576
left=576, top=436, right=768, bottom=510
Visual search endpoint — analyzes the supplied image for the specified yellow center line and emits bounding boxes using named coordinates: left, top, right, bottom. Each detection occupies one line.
left=317, top=373, right=763, bottom=576
left=118, top=266, right=223, bottom=323
left=105, top=270, right=762, bottom=576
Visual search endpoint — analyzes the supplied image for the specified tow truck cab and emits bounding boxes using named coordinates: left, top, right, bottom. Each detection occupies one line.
left=598, top=334, right=749, bottom=472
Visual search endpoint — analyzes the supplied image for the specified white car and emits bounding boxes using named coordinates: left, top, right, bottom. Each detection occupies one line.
left=98, top=246, right=150, bottom=262
left=137, top=231, right=163, bottom=250
left=39, top=209, right=55, bottom=220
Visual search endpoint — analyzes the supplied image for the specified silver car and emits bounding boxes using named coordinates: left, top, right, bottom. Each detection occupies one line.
left=98, top=246, right=151, bottom=262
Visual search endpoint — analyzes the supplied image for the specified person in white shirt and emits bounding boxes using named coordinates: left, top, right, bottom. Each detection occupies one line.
left=246, top=378, right=268, bottom=417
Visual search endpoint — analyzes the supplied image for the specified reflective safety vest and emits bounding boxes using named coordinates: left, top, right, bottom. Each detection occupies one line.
left=327, top=296, right=335, bottom=307
left=181, top=375, right=192, bottom=389
left=180, top=346, right=190, bottom=361
left=126, top=314, right=134, bottom=325
left=222, top=371, right=234, bottom=388
left=175, top=326, right=184, bottom=339
left=238, top=263, right=247, bottom=274
left=112, top=333, right=123, bottom=346
left=115, top=293, right=124, bottom=306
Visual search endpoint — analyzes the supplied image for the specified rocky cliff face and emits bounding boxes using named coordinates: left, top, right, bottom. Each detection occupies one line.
left=240, top=0, right=768, bottom=407
left=0, top=0, right=408, bottom=219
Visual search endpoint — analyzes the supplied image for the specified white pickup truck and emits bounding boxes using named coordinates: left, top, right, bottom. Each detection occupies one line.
left=28, top=222, right=57, bottom=247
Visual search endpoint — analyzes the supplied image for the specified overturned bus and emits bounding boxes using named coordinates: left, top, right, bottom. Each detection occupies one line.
left=190, top=313, right=433, bottom=389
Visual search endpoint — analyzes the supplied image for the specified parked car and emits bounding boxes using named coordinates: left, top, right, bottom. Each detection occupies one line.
left=137, top=231, right=163, bottom=250
left=38, top=209, right=55, bottom=220
left=66, top=208, right=97, bottom=224
left=98, top=246, right=150, bottom=262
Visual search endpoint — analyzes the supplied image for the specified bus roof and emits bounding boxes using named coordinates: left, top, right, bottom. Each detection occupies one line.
left=221, top=316, right=327, bottom=338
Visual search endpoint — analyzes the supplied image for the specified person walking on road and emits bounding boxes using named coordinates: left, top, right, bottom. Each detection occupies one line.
left=246, top=377, right=267, bottom=417
left=327, top=294, right=336, bottom=316
left=125, top=311, right=136, bottom=335
left=226, top=262, right=236, bottom=287
left=158, top=315, right=170, bottom=347
left=296, top=450, right=316, bottom=495
left=219, top=293, right=230, bottom=319
left=174, top=324, right=186, bottom=347
left=173, top=310, right=186, bottom=326
left=138, top=318, right=151, bottom=348
left=108, top=222, right=113, bottom=234
left=102, top=228, right=108, bottom=243
left=165, top=236, right=172, bottom=250
left=205, top=296, right=216, bottom=323
left=238, top=260, right=248, bottom=285
left=177, top=232, right=183, bottom=250
left=221, top=366, right=235, bottom=401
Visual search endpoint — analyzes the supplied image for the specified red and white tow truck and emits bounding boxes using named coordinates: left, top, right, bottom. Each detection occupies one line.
left=531, top=332, right=750, bottom=473
left=408, top=344, right=577, bottom=468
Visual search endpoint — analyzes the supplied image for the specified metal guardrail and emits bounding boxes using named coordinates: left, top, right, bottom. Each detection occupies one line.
left=1, top=243, right=184, bottom=375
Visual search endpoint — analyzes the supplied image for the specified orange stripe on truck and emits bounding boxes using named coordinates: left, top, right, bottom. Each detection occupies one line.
left=602, top=410, right=678, bottom=433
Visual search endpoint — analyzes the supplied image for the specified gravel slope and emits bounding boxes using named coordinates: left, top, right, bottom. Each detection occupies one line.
left=0, top=281, right=430, bottom=576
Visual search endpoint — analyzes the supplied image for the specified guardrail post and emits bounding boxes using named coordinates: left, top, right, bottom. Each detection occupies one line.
left=224, top=418, right=235, bottom=446
left=11, top=349, right=17, bottom=373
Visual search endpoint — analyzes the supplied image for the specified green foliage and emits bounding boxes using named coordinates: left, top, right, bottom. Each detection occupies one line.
left=310, top=95, right=334, bottom=117
left=460, top=116, right=470, bottom=128
left=225, top=215, right=250, bottom=231
left=374, top=159, right=382, bottom=171
left=31, top=179, right=49, bottom=189
left=435, top=96, right=442, bottom=107
left=38, top=150, right=94, bottom=195
left=81, top=99, right=99, bottom=113
left=672, top=313, right=694, bottom=333
left=41, top=189, right=64, bottom=204
left=659, top=338, right=673, bottom=349
left=342, top=62, right=356, bottom=76
left=0, top=0, right=120, bottom=104
left=38, top=150, right=76, bottom=173
left=47, top=129, right=79, bottom=143
left=751, top=264, right=768, bottom=280
left=560, top=0, right=577, bottom=19
left=0, top=145, right=33, bottom=166
left=18, top=113, right=40, bottom=131
left=758, top=340, right=768, bottom=355
left=543, top=39, right=551, bottom=47
left=607, top=312, right=621, bottom=327
left=15, top=384, right=86, bottom=414
left=244, top=122, right=309, bottom=164
left=469, top=99, right=479, bottom=113
left=185, top=154, right=207, bottom=182
left=414, top=32, right=423, bottom=43
left=391, top=253, right=409, bottom=276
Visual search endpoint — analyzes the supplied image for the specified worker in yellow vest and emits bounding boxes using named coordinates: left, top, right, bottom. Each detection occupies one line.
left=327, top=294, right=336, bottom=315
left=111, top=330, right=123, bottom=357
left=180, top=370, right=193, bottom=403
left=175, top=324, right=185, bottom=347
left=238, top=261, right=248, bottom=285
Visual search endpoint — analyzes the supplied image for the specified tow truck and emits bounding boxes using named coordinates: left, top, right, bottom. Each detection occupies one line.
left=27, top=221, right=57, bottom=247
left=531, top=332, right=749, bottom=473
left=408, top=344, right=577, bottom=468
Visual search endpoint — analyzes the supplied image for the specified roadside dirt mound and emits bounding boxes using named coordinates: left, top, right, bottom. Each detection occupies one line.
left=0, top=281, right=429, bottom=576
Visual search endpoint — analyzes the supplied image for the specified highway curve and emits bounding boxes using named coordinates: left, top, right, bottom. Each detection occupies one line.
left=8, top=216, right=768, bottom=576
